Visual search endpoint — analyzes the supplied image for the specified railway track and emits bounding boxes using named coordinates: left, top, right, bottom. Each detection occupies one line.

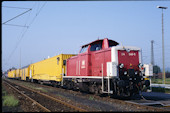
left=94, top=91, right=170, bottom=111
left=3, top=79, right=87, bottom=112
left=4, top=78, right=169, bottom=111
left=124, top=92, right=170, bottom=111
left=94, top=95, right=168, bottom=112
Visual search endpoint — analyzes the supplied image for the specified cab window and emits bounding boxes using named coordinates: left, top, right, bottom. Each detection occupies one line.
left=80, top=45, right=89, bottom=53
left=90, top=42, right=102, bottom=51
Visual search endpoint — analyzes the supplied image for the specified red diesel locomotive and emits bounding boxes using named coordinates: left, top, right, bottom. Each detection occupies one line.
left=63, top=38, right=150, bottom=97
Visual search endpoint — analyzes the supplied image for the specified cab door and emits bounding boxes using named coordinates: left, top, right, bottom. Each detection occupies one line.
left=90, top=41, right=104, bottom=76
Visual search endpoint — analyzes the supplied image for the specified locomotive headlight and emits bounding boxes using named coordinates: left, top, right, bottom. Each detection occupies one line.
left=119, top=63, right=124, bottom=68
left=138, top=63, right=143, bottom=68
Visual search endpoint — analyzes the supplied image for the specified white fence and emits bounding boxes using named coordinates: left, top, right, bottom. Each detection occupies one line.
left=151, top=84, right=170, bottom=89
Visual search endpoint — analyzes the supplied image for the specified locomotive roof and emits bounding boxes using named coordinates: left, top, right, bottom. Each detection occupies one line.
left=81, top=38, right=119, bottom=47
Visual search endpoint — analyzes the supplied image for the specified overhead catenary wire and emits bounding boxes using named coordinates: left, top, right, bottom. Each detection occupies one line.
left=3, top=23, right=29, bottom=28
left=2, top=5, right=32, bottom=29
left=3, top=5, right=32, bottom=68
left=4, top=2, right=47, bottom=69
left=2, top=6, right=32, bottom=10
left=2, top=8, right=32, bottom=24
left=29, top=1, right=47, bottom=26
left=6, top=2, right=47, bottom=61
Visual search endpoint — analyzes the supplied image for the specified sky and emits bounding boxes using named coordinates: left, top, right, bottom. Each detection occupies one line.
left=2, top=1, right=170, bottom=72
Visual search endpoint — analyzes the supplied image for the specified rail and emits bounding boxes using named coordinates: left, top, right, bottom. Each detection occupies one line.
left=3, top=80, right=51, bottom=112
left=3, top=79, right=87, bottom=112
left=3, top=78, right=168, bottom=112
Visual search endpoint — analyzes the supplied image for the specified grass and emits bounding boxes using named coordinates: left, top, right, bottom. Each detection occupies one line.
left=149, top=78, right=170, bottom=93
left=3, top=95, right=19, bottom=107
left=151, top=78, right=170, bottom=84
left=20, top=83, right=48, bottom=93
left=2, top=87, right=19, bottom=107
left=89, top=96, right=94, bottom=100
left=35, top=87, right=48, bottom=92
left=18, top=82, right=48, bottom=92
left=2, top=89, right=7, bottom=96
left=151, top=87, right=170, bottom=93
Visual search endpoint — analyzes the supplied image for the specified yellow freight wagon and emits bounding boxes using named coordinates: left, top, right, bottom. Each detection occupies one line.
left=20, top=65, right=30, bottom=81
left=8, top=70, right=16, bottom=79
left=29, top=54, right=75, bottom=84
left=20, top=69, right=23, bottom=80
left=15, top=69, right=20, bottom=80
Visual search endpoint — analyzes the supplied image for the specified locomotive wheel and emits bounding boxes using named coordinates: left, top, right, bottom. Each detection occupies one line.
left=89, top=84, right=95, bottom=93
left=94, top=85, right=102, bottom=95
left=66, top=81, right=73, bottom=90
left=94, top=87, right=99, bottom=95
left=98, top=85, right=102, bottom=94
left=79, top=83, right=89, bottom=93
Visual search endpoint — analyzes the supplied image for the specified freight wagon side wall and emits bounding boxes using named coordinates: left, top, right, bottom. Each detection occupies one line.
left=8, top=70, right=16, bottom=78
left=20, top=67, right=29, bottom=80
left=30, top=55, right=62, bottom=81
left=7, top=71, right=11, bottom=78
left=30, top=54, right=75, bottom=82
left=29, top=64, right=33, bottom=79
left=20, top=69, right=23, bottom=80
left=26, top=66, right=30, bottom=80
left=7, top=71, right=12, bottom=78
left=62, top=54, right=75, bottom=76
left=16, top=69, right=20, bottom=78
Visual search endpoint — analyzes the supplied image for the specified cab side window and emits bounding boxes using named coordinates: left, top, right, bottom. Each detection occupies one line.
left=80, top=45, right=89, bottom=53
left=90, top=43, right=102, bottom=51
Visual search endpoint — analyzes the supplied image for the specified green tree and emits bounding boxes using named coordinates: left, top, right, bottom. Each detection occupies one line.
left=153, top=65, right=161, bottom=74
